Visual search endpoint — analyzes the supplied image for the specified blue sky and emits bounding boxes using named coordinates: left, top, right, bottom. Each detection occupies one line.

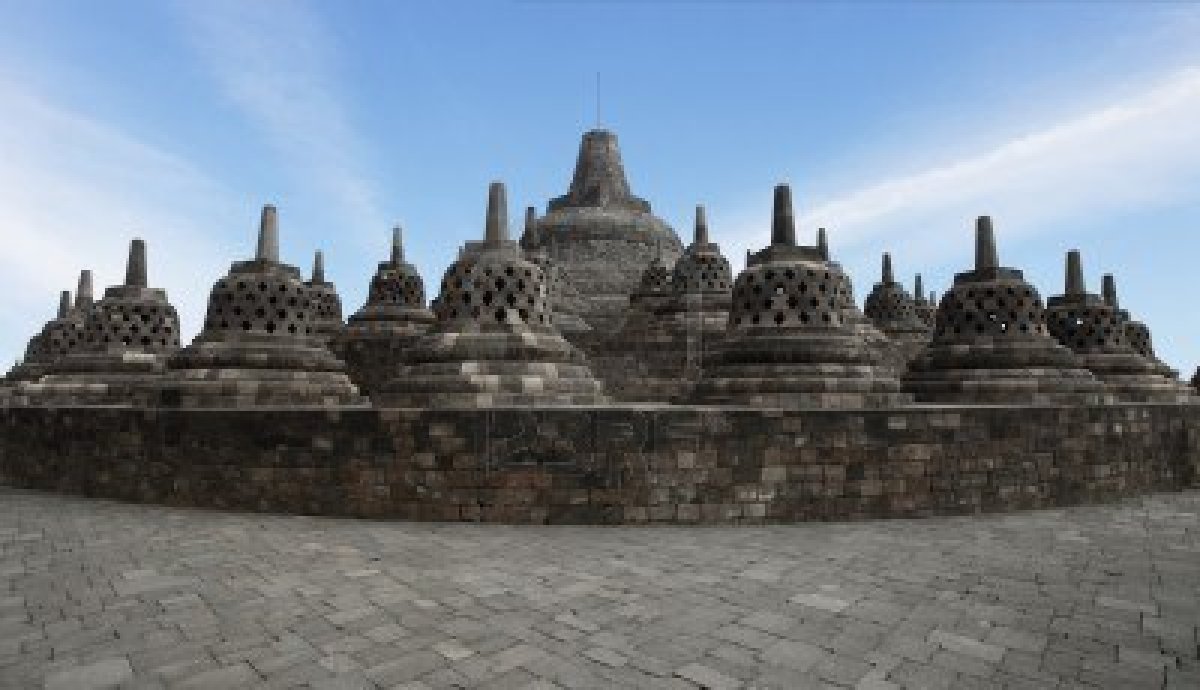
left=2, top=1, right=1199, bottom=375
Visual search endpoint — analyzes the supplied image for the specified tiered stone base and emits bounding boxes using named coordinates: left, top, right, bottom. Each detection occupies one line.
left=160, top=336, right=365, bottom=407
left=334, top=321, right=431, bottom=402
left=1076, top=353, right=1196, bottom=403
left=587, top=309, right=727, bottom=403
left=13, top=353, right=168, bottom=406
left=693, top=331, right=910, bottom=408
left=907, top=338, right=1106, bottom=404
left=380, top=329, right=608, bottom=407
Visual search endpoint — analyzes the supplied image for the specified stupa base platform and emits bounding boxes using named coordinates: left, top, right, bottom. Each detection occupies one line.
left=158, top=370, right=366, bottom=408
left=380, top=360, right=608, bottom=407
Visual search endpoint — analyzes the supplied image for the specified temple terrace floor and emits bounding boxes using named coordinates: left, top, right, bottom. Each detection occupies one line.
left=0, top=488, right=1197, bottom=690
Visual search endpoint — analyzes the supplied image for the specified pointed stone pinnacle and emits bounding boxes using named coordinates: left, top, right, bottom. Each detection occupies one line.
left=975, top=216, right=999, bottom=271
left=1065, top=250, right=1085, bottom=296
left=524, top=206, right=537, bottom=234
left=256, top=205, right=280, bottom=262
left=485, top=181, right=509, bottom=244
left=817, top=227, right=829, bottom=260
left=57, top=290, right=72, bottom=319
left=1102, top=273, right=1119, bottom=308
left=771, top=184, right=796, bottom=246
left=882, top=253, right=894, bottom=283
left=391, top=225, right=404, bottom=265
left=694, top=205, right=709, bottom=245
left=75, top=270, right=93, bottom=311
left=915, top=274, right=925, bottom=301
left=929, top=290, right=936, bottom=305
left=125, top=238, right=147, bottom=288
left=312, top=250, right=326, bottom=283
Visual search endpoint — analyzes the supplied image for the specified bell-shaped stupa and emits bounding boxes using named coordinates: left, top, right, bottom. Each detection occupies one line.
left=691, top=184, right=908, bottom=407
left=863, top=253, right=932, bottom=368
left=305, top=250, right=344, bottom=342
left=905, top=217, right=1104, bottom=404
left=158, top=205, right=365, bottom=407
left=5, top=290, right=74, bottom=384
left=19, top=239, right=182, bottom=405
left=521, top=206, right=592, bottom=336
left=1101, top=274, right=1178, bottom=380
left=335, top=226, right=436, bottom=400
left=379, top=182, right=608, bottom=407
left=522, top=129, right=683, bottom=335
left=912, top=274, right=936, bottom=328
left=1044, top=254, right=1190, bottom=402
left=599, top=205, right=733, bottom=402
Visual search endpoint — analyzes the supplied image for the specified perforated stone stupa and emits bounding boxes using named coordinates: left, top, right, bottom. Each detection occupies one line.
left=522, top=129, right=683, bottom=335
left=158, top=205, right=365, bottom=408
left=306, top=250, right=344, bottom=342
left=1044, top=253, right=1191, bottom=402
left=521, top=207, right=591, bottom=336
left=18, top=239, right=181, bottom=405
left=691, top=184, right=908, bottom=407
left=913, top=274, right=936, bottom=328
left=594, top=206, right=733, bottom=402
left=379, top=182, right=608, bottom=407
left=5, top=290, right=73, bottom=384
left=334, top=227, right=435, bottom=400
left=905, top=217, right=1105, bottom=404
left=863, top=253, right=932, bottom=369
left=1102, top=273, right=1178, bottom=380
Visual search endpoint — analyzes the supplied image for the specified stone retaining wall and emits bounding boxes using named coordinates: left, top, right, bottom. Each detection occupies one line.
left=1, top=404, right=1197, bottom=523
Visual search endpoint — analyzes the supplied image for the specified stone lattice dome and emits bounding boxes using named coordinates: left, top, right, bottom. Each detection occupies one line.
left=692, top=184, right=908, bottom=408
left=160, top=205, right=364, bottom=407
left=669, top=206, right=733, bottom=301
left=305, top=250, right=344, bottom=340
left=905, top=217, right=1104, bottom=404
left=862, top=253, right=931, bottom=370
left=6, top=289, right=76, bottom=383
left=379, top=182, right=607, bottom=407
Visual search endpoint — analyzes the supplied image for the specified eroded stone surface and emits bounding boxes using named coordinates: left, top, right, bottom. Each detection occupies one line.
left=0, top=488, right=1196, bottom=689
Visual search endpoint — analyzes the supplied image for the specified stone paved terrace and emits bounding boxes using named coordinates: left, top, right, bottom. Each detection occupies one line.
left=1, top=488, right=1197, bottom=690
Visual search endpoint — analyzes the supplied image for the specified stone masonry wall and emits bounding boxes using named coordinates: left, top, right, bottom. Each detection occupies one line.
left=1, top=404, right=1197, bottom=524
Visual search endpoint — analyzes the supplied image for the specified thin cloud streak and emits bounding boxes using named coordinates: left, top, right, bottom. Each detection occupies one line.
left=179, top=0, right=388, bottom=239
left=0, top=78, right=238, bottom=366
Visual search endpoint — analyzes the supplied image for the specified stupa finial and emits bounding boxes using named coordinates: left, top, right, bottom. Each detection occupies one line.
left=125, top=238, right=147, bottom=288
left=1065, top=250, right=1085, bottom=296
left=256, top=204, right=279, bottom=262
left=817, top=227, right=829, bottom=260
left=975, top=216, right=998, bottom=271
left=75, top=270, right=93, bottom=311
left=57, top=290, right=72, bottom=319
left=1102, top=273, right=1119, bottom=308
left=694, top=204, right=709, bottom=245
left=882, top=253, right=894, bottom=283
left=770, top=184, right=796, bottom=246
left=312, top=250, right=326, bottom=283
left=929, top=290, right=936, bottom=305
left=915, top=273, right=925, bottom=301
left=524, top=206, right=537, bottom=235
left=485, top=181, right=509, bottom=244
left=391, top=225, right=404, bottom=265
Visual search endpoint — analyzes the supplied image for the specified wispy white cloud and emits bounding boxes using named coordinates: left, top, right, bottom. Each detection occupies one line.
left=178, top=0, right=387, bottom=238
left=714, top=64, right=1200, bottom=273
left=0, top=77, right=238, bottom=366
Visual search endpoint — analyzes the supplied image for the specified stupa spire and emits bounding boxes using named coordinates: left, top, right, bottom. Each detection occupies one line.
left=882, top=253, right=894, bottom=283
left=485, top=181, right=508, bottom=244
left=563, top=129, right=632, bottom=207
left=1065, top=250, right=1085, bottom=296
left=915, top=274, right=925, bottom=302
left=256, top=205, right=279, bottom=262
left=694, top=205, right=709, bottom=245
left=57, top=290, right=72, bottom=319
left=770, top=184, right=796, bottom=246
left=312, top=250, right=326, bottom=283
left=125, top=239, right=147, bottom=288
left=817, top=228, right=829, bottom=260
left=391, top=225, right=404, bottom=265
left=975, top=216, right=998, bottom=271
left=75, top=270, right=93, bottom=311
left=1102, top=273, right=1118, bottom=308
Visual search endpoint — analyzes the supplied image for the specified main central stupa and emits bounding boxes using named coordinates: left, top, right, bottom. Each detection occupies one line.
left=522, top=129, right=683, bottom=334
